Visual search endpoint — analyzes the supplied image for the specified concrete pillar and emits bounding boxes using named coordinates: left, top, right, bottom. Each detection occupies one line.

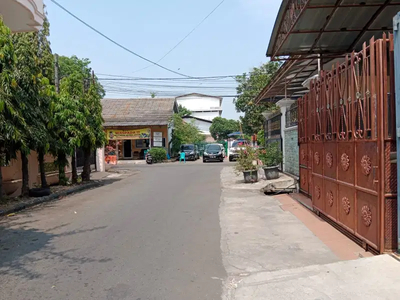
left=392, top=12, right=400, bottom=251
left=276, top=99, right=295, bottom=172
left=96, top=147, right=105, bottom=172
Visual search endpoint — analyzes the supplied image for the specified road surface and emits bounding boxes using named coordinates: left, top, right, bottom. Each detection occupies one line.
left=0, top=161, right=227, bottom=300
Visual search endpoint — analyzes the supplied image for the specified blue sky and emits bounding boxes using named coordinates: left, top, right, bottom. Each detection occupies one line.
left=45, top=0, right=281, bottom=120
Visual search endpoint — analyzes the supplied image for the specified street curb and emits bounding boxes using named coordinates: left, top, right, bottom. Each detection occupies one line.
left=0, top=181, right=102, bottom=217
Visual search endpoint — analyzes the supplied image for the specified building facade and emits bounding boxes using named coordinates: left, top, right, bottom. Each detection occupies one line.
left=182, top=116, right=214, bottom=142
left=1, top=0, right=44, bottom=32
left=99, top=98, right=178, bottom=168
left=176, top=93, right=222, bottom=121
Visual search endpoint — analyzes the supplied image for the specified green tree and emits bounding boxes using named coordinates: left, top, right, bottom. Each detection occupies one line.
left=58, top=55, right=105, bottom=97
left=0, top=18, right=25, bottom=199
left=80, top=79, right=106, bottom=181
left=50, top=72, right=85, bottom=185
left=57, top=55, right=106, bottom=182
left=234, top=61, right=280, bottom=135
left=177, top=104, right=192, bottom=117
left=36, top=16, right=55, bottom=188
left=209, top=117, right=239, bottom=140
left=170, top=114, right=204, bottom=155
left=257, top=129, right=265, bottom=147
left=12, top=21, right=55, bottom=195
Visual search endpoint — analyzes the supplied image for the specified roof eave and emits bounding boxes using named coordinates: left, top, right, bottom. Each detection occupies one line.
left=266, top=0, right=289, bottom=57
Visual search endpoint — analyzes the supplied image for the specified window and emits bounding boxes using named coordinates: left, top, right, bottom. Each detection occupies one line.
left=135, top=139, right=149, bottom=149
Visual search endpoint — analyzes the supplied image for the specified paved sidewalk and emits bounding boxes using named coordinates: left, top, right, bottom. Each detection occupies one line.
left=219, top=167, right=400, bottom=299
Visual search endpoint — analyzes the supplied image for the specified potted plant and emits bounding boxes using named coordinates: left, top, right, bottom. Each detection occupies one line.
left=258, top=142, right=283, bottom=180
left=234, top=145, right=259, bottom=183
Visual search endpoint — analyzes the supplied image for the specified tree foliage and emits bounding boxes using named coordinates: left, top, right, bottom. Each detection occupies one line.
left=58, top=55, right=105, bottom=97
left=50, top=72, right=85, bottom=185
left=177, top=104, right=192, bottom=117
left=234, top=62, right=281, bottom=135
left=11, top=12, right=56, bottom=195
left=170, top=114, right=205, bottom=154
left=0, top=18, right=24, bottom=198
left=209, top=117, right=239, bottom=140
left=54, top=55, right=106, bottom=182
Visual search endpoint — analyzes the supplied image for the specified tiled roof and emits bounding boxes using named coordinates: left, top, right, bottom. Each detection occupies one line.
left=101, top=98, right=176, bottom=127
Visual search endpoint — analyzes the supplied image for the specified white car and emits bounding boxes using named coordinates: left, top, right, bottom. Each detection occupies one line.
left=229, top=140, right=249, bottom=162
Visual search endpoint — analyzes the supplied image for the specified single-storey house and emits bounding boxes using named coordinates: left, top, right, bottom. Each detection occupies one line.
left=100, top=98, right=178, bottom=165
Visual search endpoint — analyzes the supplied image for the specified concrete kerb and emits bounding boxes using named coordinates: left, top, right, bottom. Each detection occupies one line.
left=0, top=181, right=103, bottom=217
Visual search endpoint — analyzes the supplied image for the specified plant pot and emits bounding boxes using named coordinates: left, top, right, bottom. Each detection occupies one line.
left=243, top=170, right=258, bottom=183
left=263, top=166, right=280, bottom=180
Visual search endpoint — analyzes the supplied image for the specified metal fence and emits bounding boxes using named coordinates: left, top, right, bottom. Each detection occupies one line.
left=285, top=103, right=298, bottom=128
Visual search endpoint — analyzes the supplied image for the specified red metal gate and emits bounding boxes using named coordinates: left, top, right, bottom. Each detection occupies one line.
left=298, top=34, right=397, bottom=253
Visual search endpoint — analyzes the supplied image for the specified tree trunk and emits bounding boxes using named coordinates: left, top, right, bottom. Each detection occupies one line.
left=58, top=151, right=67, bottom=185
left=38, top=150, right=48, bottom=188
left=81, top=148, right=91, bottom=182
left=0, top=165, right=3, bottom=200
left=71, top=150, right=78, bottom=184
left=21, top=152, right=29, bottom=197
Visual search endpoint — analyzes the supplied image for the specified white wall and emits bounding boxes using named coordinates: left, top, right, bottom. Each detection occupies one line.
left=191, top=111, right=221, bottom=121
left=1, top=0, right=44, bottom=32
left=183, top=117, right=211, bottom=135
left=177, top=95, right=222, bottom=121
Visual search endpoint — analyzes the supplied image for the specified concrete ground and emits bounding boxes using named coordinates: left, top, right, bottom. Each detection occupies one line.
left=1, top=161, right=400, bottom=299
left=219, top=167, right=400, bottom=299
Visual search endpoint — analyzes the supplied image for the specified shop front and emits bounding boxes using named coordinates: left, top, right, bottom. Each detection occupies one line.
left=104, top=126, right=169, bottom=164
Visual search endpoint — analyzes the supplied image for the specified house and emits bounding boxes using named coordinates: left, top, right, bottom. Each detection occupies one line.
left=255, top=0, right=400, bottom=254
left=0, top=0, right=44, bottom=32
left=176, top=93, right=222, bottom=121
left=182, top=115, right=214, bottom=142
left=99, top=98, right=178, bottom=168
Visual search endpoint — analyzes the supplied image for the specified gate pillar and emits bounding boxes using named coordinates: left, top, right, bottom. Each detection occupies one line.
left=393, top=12, right=400, bottom=252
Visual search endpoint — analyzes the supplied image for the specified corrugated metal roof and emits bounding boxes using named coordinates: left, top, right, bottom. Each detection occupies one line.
left=267, top=0, right=399, bottom=59
left=255, top=57, right=320, bottom=104
left=101, top=98, right=176, bottom=127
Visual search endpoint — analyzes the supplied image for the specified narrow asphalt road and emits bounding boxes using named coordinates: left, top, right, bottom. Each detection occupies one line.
left=0, top=161, right=228, bottom=300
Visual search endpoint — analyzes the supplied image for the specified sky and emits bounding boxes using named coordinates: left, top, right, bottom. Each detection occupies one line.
left=45, top=0, right=281, bottom=120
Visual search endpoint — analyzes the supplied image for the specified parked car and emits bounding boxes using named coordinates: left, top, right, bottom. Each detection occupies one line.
left=179, top=144, right=198, bottom=161
left=216, top=143, right=226, bottom=158
left=229, top=139, right=249, bottom=162
left=203, top=144, right=224, bottom=162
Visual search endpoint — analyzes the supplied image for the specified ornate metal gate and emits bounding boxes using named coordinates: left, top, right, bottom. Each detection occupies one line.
left=298, top=34, right=397, bottom=253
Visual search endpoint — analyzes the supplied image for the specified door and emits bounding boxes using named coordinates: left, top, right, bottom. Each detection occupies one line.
left=123, top=140, right=132, bottom=158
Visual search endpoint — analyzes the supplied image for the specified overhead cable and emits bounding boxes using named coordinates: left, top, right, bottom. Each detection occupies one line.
left=132, top=0, right=226, bottom=73
left=50, top=0, right=191, bottom=77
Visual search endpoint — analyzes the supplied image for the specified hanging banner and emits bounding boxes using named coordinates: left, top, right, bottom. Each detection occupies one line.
left=106, top=128, right=151, bottom=140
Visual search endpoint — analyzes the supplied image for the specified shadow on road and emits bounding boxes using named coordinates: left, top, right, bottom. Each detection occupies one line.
left=0, top=222, right=111, bottom=280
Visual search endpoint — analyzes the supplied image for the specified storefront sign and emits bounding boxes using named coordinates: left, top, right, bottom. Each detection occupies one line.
left=153, top=132, right=162, bottom=137
left=107, top=128, right=151, bottom=140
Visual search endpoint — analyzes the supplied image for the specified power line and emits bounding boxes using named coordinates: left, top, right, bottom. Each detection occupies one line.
left=97, top=74, right=242, bottom=81
left=132, top=0, right=226, bottom=73
left=49, top=0, right=191, bottom=78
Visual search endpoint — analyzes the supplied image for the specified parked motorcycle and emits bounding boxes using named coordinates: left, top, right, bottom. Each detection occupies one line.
left=146, top=152, right=153, bottom=164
